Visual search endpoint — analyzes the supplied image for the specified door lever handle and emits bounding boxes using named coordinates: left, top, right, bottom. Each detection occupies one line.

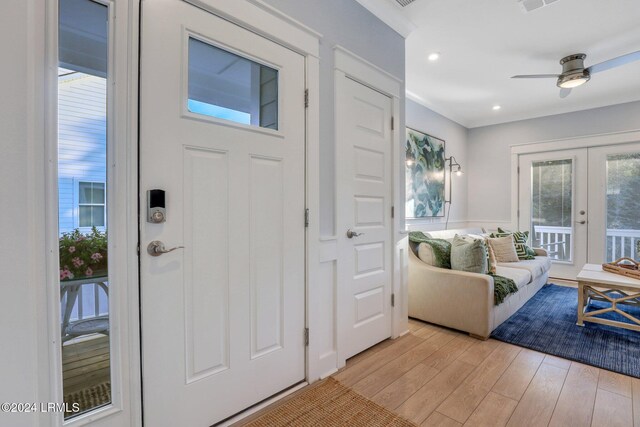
left=346, top=229, right=364, bottom=239
left=147, top=240, right=185, bottom=257
left=576, top=220, right=586, bottom=225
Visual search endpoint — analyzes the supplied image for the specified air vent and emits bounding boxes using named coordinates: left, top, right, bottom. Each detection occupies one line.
left=518, top=0, right=559, bottom=12
left=395, top=0, right=417, bottom=7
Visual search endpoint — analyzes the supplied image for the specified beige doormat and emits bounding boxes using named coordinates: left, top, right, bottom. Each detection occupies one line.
left=244, top=377, right=417, bottom=426
left=64, top=382, right=111, bottom=417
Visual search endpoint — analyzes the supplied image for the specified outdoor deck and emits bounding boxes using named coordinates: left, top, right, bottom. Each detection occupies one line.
left=62, top=334, right=111, bottom=409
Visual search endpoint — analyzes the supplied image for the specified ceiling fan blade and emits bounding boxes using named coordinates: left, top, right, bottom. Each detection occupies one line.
left=511, top=74, right=559, bottom=79
left=559, top=88, right=572, bottom=98
left=587, top=50, right=640, bottom=74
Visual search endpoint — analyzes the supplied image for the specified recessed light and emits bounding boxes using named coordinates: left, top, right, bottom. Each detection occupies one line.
left=428, top=52, right=440, bottom=61
left=492, top=105, right=502, bottom=111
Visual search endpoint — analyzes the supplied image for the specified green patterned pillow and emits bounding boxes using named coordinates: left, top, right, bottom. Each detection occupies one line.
left=491, top=228, right=536, bottom=260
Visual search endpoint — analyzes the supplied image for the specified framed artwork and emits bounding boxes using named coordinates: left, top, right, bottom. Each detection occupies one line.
left=405, top=128, right=446, bottom=218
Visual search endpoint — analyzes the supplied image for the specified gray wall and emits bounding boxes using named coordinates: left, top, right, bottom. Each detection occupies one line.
left=263, top=0, right=405, bottom=235
left=467, top=100, right=640, bottom=223
left=406, top=99, right=469, bottom=230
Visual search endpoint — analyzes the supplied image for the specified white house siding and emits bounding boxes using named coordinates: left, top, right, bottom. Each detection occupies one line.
left=58, top=72, right=107, bottom=234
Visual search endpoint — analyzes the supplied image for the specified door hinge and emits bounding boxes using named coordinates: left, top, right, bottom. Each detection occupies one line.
left=517, top=166, right=520, bottom=174
left=391, top=116, right=395, bottom=130
left=304, top=208, right=310, bottom=227
left=304, top=89, right=309, bottom=108
left=391, top=293, right=395, bottom=307
left=304, top=327, right=309, bottom=346
left=391, top=206, right=395, bottom=219
left=136, top=242, right=140, bottom=256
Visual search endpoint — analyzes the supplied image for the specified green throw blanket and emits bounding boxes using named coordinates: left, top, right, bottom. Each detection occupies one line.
left=409, top=231, right=518, bottom=305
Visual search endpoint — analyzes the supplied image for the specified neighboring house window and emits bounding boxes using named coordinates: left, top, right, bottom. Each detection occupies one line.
left=78, top=182, right=106, bottom=227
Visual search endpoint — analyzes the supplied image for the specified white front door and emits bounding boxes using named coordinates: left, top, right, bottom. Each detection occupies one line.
left=139, top=1, right=306, bottom=425
left=337, top=76, right=393, bottom=360
left=519, top=149, right=589, bottom=279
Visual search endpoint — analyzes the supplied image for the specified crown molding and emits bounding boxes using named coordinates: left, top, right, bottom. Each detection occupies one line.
left=353, top=0, right=416, bottom=38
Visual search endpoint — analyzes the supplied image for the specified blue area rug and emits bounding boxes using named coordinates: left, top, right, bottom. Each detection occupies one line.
left=491, top=284, right=640, bottom=378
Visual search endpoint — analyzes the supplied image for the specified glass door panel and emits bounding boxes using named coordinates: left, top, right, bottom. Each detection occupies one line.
left=58, top=0, right=112, bottom=418
left=606, top=153, right=640, bottom=261
left=530, top=159, right=573, bottom=262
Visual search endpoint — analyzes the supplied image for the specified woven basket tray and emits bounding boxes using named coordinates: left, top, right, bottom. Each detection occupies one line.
left=602, top=257, right=640, bottom=280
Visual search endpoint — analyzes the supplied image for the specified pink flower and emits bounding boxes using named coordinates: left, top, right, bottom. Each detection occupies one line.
left=68, top=246, right=76, bottom=253
left=59, top=268, right=74, bottom=280
left=85, top=267, right=93, bottom=277
left=72, top=257, right=84, bottom=268
left=91, top=253, right=103, bottom=261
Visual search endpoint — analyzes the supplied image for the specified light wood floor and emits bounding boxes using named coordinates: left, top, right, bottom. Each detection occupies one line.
left=332, top=319, right=639, bottom=427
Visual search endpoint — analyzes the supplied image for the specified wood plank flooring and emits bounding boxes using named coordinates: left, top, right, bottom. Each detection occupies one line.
left=333, top=318, right=640, bottom=427
left=62, top=335, right=110, bottom=395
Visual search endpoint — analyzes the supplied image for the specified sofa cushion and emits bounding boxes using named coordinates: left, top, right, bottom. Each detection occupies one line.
left=487, top=235, right=519, bottom=263
left=451, top=235, right=488, bottom=274
left=495, top=266, right=532, bottom=289
left=497, top=256, right=552, bottom=277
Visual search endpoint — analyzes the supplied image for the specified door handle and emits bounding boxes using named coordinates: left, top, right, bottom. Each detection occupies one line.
left=346, top=229, right=364, bottom=239
left=147, top=240, right=185, bottom=257
left=576, top=220, right=586, bottom=225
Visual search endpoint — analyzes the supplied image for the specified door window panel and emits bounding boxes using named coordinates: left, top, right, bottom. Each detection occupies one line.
left=58, top=0, right=111, bottom=418
left=530, top=159, right=573, bottom=262
left=606, top=153, right=640, bottom=261
left=187, top=37, right=279, bottom=129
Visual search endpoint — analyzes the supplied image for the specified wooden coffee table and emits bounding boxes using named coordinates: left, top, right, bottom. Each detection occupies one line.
left=577, top=264, right=640, bottom=332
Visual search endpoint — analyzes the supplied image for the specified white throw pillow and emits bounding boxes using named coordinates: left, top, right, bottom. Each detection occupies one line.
left=487, top=235, right=519, bottom=263
left=417, top=243, right=436, bottom=266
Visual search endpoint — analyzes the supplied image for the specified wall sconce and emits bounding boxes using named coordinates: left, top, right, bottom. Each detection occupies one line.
left=445, top=156, right=463, bottom=204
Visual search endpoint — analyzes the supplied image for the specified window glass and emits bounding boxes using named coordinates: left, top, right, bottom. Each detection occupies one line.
left=79, top=182, right=106, bottom=227
left=530, top=159, right=573, bottom=262
left=188, top=37, right=278, bottom=129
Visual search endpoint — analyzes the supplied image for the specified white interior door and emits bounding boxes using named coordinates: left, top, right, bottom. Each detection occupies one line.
left=337, top=76, right=393, bottom=360
left=140, top=2, right=306, bottom=425
left=519, top=149, right=588, bottom=279
left=588, top=142, right=640, bottom=264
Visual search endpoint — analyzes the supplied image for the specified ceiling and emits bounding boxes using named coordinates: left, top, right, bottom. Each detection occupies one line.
left=355, top=0, right=640, bottom=128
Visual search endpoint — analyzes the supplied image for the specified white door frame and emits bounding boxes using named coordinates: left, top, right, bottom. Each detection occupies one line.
left=333, top=46, right=407, bottom=368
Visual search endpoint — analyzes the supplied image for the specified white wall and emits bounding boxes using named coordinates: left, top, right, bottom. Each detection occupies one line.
left=262, top=0, right=405, bottom=236
left=467, top=101, right=640, bottom=227
left=405, top=99, right=469, bottom=231
left=0, top=1, right=49, bottom=426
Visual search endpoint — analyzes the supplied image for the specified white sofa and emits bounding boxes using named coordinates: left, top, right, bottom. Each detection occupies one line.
left=409, top=228, right=551, bottom=339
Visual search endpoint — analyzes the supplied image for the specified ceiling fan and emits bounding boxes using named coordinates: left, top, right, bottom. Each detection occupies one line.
left=512, top=50, right=640, bottom=98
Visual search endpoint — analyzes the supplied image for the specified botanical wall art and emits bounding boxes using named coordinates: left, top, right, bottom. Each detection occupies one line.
left=405, top=128, right=445, bottom=218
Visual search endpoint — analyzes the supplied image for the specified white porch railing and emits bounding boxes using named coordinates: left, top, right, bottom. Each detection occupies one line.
left=533, top=225, right=640, bottom=262
left=61, top=281, right=109, bottom=323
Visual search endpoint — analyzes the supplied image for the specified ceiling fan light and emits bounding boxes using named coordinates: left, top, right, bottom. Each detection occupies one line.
left=557, top=72, right=590, bottom=89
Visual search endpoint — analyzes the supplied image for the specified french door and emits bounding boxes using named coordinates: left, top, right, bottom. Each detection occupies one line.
left=519, top=143, right=640, bottom=280
left=139, top=1, right=306, bottom=425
